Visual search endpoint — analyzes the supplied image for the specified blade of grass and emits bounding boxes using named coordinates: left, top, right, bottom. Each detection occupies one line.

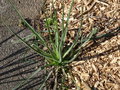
left=53, top=67, right=59, bottom=90
left=12, top=64, right=52, bottom=90
left=80, top=27, right=98, bottom=46
left=32, top=44, right=59, bottom=63
left=64, top=28, right=98, bottom=64
left=44, top=17, right=58, bottom=59
left=44, top=11, right=59, bottom=57
left=63, top=18, right=83, bottom=58
left=12, top=33, right=35, bottom=44
left=44, top=0, right=57, bottom=49
left=39, top=70, right=53, bottom=90
left=53, top=12, right=60, bottom=60
left=63, top=3, right=83, bottom=58
left=31, top=44, right=53, bottom=58
left=61, top=0, right=74, bottom=47
left=3, top=20, right=54, bottom=60
left=58, top=2, right=65, bottom=62
left=7, top=0, right=52, bottom=51
left=44, top=14, right=59, bottom=58
left=61, top=68, right=68, bottom=90
left=51, top=1, right=59, bottom=49
left=45, top=1, right=61, bottom=61
left=59, top=0, right=74, bottom=63
left=7, top=0, right=56, bottom=59
left=64, top=27, right=98, bottom=54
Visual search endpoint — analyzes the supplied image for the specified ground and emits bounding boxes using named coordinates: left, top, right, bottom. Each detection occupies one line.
left=0, top=0, right=120, bottom=90
left=0, top=0, right=45, bottom=90
left=45, top=0, right=120, bottom=90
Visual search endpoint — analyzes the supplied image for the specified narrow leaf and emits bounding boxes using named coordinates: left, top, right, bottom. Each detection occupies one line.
left=13, top=65, right=50, bottom=90
left=39, top=71, right=53, bottom=90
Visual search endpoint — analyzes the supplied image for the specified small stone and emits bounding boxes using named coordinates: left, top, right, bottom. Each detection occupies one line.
left=43, top=47, right=48, bottom=50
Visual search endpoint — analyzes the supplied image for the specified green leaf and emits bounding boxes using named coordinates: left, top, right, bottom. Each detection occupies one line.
left=11, top=33, right=35, bottom=44
left=58, top=4, right=65, bottom=62
left=6, top=0, right=48, bottom=47
left=3, top=21, right=54, bottom=61
left=39, top=71, right=53, bottom=90
left=60, top=0, right=74, bottom=47
left=12, top=64, right=51, bottom=90
left=6, top=0, right=56, bottom=58
left=63, top=21, right=82, bottom=58
left=65, top=28, right=98, bottom=64
left=59, top=0, right=74, bottom=63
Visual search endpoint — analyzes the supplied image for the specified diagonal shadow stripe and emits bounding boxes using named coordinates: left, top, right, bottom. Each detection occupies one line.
left=0, top=76, right=42, bottom=85
left=0, top=53, right=39, bottom=69
left=81, top=45, right=120, bottom=61
left=21, top=77, right=45, bottom=90
left=0, top=60, right=38, bottom=76
left=0, top=28, right=25, bottom=46
left=0, top=68, right=35, bottom=81
left=0, top=47, right=26, bottom=62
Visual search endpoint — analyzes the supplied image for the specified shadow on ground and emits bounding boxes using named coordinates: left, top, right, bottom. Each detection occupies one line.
left=0, top=27, right=46, bottom=90
left=0, top=0, right=47, bottom=89
left=79, top=27, right=120, bottom=61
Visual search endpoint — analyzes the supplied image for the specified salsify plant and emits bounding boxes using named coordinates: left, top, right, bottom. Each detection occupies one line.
left=4, top=0, right=100, bottom=89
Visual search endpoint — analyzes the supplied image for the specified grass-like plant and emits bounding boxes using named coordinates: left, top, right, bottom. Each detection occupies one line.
left=3, top=0, right=100, bottom=89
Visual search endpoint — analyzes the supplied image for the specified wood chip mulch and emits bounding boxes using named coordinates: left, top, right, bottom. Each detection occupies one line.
left=41, top=0, right=120, bottom=89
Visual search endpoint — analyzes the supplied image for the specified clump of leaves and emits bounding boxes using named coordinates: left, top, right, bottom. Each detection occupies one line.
left=4, top=0, right=99, bottom=89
